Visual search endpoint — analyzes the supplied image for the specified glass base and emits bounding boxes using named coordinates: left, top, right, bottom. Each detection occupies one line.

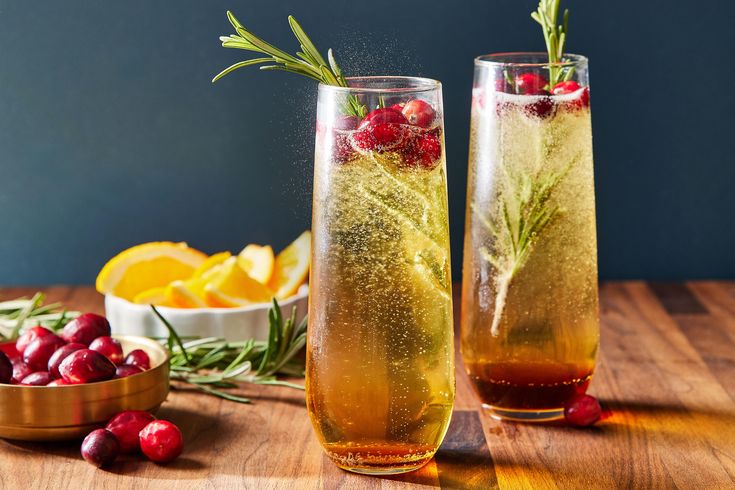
left=341, top=461, right=430, bottom=475
left=328, top=449, right=435, bottom=475
left=482, top=403, right=565, bottom=422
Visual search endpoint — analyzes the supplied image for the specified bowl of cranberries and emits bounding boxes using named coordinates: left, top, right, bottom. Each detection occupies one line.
left=0, top=313, right=170, bottom=441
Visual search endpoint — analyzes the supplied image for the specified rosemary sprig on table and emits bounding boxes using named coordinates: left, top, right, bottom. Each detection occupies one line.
left=475, top=158, right=576, bottom=336
left=151, top=300, right=307, bottom=404
left=214, top=11, right=367, bottom=118
left=531, top=0, right=574, bottom=87
left=0, top=293, right=78, bottom=340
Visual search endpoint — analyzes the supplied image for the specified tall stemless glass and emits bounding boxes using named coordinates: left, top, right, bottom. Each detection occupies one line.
left=461, top=54, right=599, bottom=422
left=307, top=77, right=455, bottom=474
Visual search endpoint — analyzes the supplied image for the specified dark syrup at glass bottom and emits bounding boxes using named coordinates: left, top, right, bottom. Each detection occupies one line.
left=466, top=361, right=593, bottom=410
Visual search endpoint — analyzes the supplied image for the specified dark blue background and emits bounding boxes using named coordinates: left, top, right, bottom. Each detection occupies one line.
left=1, top=0, right=733, bottom=284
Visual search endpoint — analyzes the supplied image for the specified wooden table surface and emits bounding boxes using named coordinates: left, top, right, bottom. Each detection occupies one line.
left=0, top=282, right=734, bottom=489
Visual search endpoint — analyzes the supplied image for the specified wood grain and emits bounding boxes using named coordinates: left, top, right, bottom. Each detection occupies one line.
left=0, top=282, right=733, bottom=489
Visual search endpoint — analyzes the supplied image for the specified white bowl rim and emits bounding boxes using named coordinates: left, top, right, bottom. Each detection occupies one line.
left=105, top=284, right=308, bottom=315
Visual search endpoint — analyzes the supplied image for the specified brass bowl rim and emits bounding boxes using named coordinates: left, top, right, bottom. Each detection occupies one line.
left=0, top=334, right=170, bottom=390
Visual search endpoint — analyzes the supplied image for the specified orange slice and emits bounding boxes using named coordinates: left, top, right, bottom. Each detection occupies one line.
left=268, top=231, right=311, bottom=299
left=96, top=242, right=207, bottom=301
left=237, top=245, right=275, bottom=284
left=204, top=257, right=274, bottom=307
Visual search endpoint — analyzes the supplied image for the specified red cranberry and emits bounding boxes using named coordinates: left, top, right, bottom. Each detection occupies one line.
left=564, top=394, right=602, bottom=427
left=139, top=420, right=184, bottom=463
left=47, top=378, right=70, bottom=386
left=124, top=349, right=151, bottom=370
left=0, top=352, right=13, bottom=384
left=81, top=429, right=119, bottom=467
left=352, top=108, right=408, bottom=152
left=89, top=336, right=123, bottom=365
left=579, top=87, right=590, bottom=107
left=334, top=115, right=359, bottom=130
left=59, top=349, right=116, bottom=384
left=332, top=131, right=356, bottom=163
left=389, top=102, right=405, bottom=111
left=47, top=343, right=86, bottom=378
left=403, top=131, right=442, bottom=169
left=401, top=99, right=436, bottom=128
left=115, top=364, right=144, bottom=379
left=61, top=313, right=111, bottom=346
left=16, top=326, right=53, bottom=355
left=515, top=73, right=548, bottom=94
left=11, top=358, right=33, bottom=384
left=526, top=96, right=556, bottom=119
left=23, top=334, right=65, bottom=372
left=106, top=410, right=156, bottom=454
left=551, top=80, right=581, bottom=95
left=20, top=371, right=52, bottom=386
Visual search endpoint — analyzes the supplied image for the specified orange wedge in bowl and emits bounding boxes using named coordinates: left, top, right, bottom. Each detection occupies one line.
left=268, top=231, right=311, bottom=300
left=132, top=287, right=174, bottom=306
left=204, top=257, right=274, bottom=307
left=96, top=242, right=207, bottom=301
left=237, top=245, right=275, bottom=284
left=193, top=251, right=232, bottom=278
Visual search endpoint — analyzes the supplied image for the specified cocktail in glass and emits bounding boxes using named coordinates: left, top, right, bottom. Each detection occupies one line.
left=461, top=54, right=599, bottom=421
left=307, top=77, right=455, bottom=474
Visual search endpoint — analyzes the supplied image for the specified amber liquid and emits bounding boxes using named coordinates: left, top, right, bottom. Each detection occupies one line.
left=461, top=88, right=599, bottom=420
left=307, top=135, right=455, bottom=473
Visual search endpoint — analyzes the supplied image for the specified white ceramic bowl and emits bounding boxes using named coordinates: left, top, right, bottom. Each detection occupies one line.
left=104, top=285, right=308, bottom=341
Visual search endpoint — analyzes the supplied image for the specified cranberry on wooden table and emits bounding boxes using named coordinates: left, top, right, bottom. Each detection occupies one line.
left=23, top=334, right=65, bottom=372
left=81, top=429, right=119, bottom=467
left=139, top=420, right=184, bottom=463
left=61, top=313, right=111, bottom=346
left=124, top=349, right=151, bottom=370
left=59, top=349, right=116, bottom=384
left=47, top=343, right=85, bottom=378
left=0, top=352, right=13, bottom=384
left=89, top=336, right=123, bottom=365
left=16, top=326, right=53, bottom=355
left=106, top=410, right=156, bottom=454
left=564, top=394, right=602, bottom=427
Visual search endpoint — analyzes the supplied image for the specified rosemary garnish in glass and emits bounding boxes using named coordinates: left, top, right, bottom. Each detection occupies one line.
left=213, top=11, right=366, bottom=118
left=531, top=0, right=575, bottom=87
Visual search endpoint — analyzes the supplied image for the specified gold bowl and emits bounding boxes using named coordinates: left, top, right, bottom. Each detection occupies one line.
left=0, top=336, right=170, bottom=441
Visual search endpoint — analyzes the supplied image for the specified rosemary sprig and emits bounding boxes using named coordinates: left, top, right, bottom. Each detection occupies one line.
left=152, top=299, right=307, bottom=404
left=0, top=293, right=78, bottom=340
left=214, top=11, right=367, bottom=118
left=531, top=0, right=574, bottom=87
left=475, top=158, right=576, bottom=336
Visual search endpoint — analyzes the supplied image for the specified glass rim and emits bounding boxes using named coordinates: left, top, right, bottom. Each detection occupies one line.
left=318, top=76, right=441, bottom=94
left=474, top=52, right=588, bottom=68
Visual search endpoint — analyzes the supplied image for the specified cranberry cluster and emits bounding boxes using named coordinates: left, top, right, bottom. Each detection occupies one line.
left=327, top=99, right=442, bottom=169
left=488, top=73, right=590, bottom=119
left=0, top=313, right=151, bottom=386
left=81, top=410, right=183, bottom=467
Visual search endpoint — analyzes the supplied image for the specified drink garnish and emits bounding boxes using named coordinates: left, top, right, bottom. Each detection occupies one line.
left=213, top=11, right=367, bottom=117
left=531, top=0, right=574, bottom=87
